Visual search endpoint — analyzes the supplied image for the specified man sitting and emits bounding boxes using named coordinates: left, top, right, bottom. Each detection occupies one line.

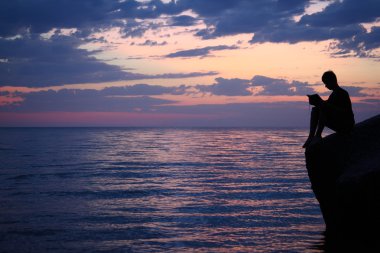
left=303, top=71, right=355, bottom=148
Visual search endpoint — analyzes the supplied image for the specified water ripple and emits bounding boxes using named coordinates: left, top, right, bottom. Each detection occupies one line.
left=0, top=128, right=324, bottom=252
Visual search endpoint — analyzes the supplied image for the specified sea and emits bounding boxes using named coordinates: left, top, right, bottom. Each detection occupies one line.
left=0, top=128, right=326, bottom=252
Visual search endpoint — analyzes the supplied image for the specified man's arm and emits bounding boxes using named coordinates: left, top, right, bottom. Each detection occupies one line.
left=322, top=91, right=351, bottom=113
left=308, top=94, right=324, bottom=106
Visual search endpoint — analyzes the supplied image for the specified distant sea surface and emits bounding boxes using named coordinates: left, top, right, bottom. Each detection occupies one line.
left=0, top=128, right=325, bottom=252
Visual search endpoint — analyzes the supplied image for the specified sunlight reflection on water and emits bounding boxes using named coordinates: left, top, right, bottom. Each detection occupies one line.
left=0, top=128, right=325, bottom=252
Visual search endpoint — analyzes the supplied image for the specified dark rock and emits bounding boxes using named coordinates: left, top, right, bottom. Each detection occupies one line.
left=305, top=114, right=380, bottom=239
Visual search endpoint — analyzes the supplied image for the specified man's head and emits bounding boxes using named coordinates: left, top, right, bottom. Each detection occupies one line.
left=322, top=71, right=338, bottom=90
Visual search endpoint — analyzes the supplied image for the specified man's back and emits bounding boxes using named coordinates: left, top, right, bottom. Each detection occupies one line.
left=324, top=86, right=355, bottom=132
left=326, top=87, right=355, bottom=131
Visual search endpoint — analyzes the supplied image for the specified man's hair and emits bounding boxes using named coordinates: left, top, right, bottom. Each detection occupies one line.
left=322, top=70, right=338, bottom=85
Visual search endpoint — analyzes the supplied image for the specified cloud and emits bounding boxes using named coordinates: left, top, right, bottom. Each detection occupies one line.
left=188, top=0, right=309, bottom=37
left=251, top=23, right=365, bottom=45
left=1, top=74, right=376, bottom=127
left=102, top=83, right=188, bottom=96
left=320, top=85, right=370, bottom=97
left=299, top=0, right=380, bottom=27
left=119, top=19, right=167, bottom=38
left=153, top=71, right=219, bottom=79
left=169, top=15, right=198, bottom=26
left=116, top=0, right=182, bottom=19
left=1, top=0, right=379, bottom=61
left=0, top=85, right=313, bottom=126
left=0, top=82, right=194, bottom=112
left=195, top=75, right=370, bottom=97
left=0, top=0, right=116, bottom=37
left=0, top=35, right=217, bottom=87
left=0, top=88, right=176, bottom=113
left=136, top=39, right=168, bottom=46
left=196, top=77, right=252, bottom=96
left=329, top=26, right=380, bottom=58
left=176, top=0, right=241, bottom=17
left=251, top=75, right=316, bottom=96
left=0, top=35, right=136, bottom=87
left=195, top=75, right=316, bottom=96
left=0, top=0, right=182, bottom=37
left=1, top=74, right=370, bottom=114
left=165, top=45, right=239, bottom=58
left=178, top=0, right=380, bottom=57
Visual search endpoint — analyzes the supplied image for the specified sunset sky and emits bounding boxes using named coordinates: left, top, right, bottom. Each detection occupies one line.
left=0, top=0, right=379, bottom=127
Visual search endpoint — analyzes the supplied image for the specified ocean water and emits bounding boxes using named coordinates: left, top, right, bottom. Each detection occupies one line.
left=0, top=128, right=325, bottom=252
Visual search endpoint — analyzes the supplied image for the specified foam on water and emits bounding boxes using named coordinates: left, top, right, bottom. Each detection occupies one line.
left=0, top=128, right=325, bottom=252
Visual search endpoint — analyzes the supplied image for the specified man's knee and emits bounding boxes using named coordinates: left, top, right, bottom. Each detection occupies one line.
left=311, top=107, right=319, bottom=117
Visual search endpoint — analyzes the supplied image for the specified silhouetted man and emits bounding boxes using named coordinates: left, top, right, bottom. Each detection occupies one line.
left=303, top=71, right=355, bottom=148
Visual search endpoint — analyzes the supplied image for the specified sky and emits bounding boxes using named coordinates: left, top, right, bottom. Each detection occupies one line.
left=0, top=0, right=379, bottom=127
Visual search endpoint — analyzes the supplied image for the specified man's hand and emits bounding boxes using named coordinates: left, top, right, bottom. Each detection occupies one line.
left=307, top=94, right=323, bottom=106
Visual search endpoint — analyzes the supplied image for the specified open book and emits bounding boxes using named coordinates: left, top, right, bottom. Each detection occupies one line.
left=307, top=94, right=323, bottom=106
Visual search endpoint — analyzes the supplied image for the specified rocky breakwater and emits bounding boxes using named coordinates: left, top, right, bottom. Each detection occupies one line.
left=305, top=114, right=380, bottom=239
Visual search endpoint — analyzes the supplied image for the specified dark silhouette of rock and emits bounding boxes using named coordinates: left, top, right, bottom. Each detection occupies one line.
left=305, top=114, right=380, bottom=241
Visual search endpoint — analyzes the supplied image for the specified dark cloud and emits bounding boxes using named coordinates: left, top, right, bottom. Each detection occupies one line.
left=196, top=78, right=252, bottom=96
left=252, top=75, right=317, bottom=96
left=196, top=75, right=317, bottom=96
left=119, top=19, right=167, bottom=38
left=0, top=35, right=139, bottom=87
left=194, top=75, right=373, bottom=98
left=300, top=0, right=380, bottom=27
left=1, top=0, right=379, bottom=59
left=320, top=85, right=369, bottom=97
left=0, top=0, right=183, bottom=37
left=330, top=26, right=380, bottom=58
left=0, top=88, right=176, bottom=112
left=101, top=83, right=188, bottom=96
left=0, top=86, right=312, bottom=127
left=251, top=23, right=365, bottom=44
left=0, top=35, right=217, bottom=87
left=176, top=0, right=240, bottom=17
left=1, top=74, right=376, bottom=127
left=189, top=0, right=309, bottom=37
left=341, top=86, right=370, bottom=97
left=177, top=0, right=379, bottom=57
left=1, top=0, right=379, bottom=91
left=166, top=45, right=239, bottom=58
left=153, top=71, right=218, bottom=79
left=170, top=15, right=198, bottom=26
left=0, top=82, right=194, bottom=112
left=136, top=40, right=168, bottom=46
left=116, top=0, right=181, bottom=20
left=298, top=0, right=380, bottom=57
left=176, top=0, right=380, bottom=57
left=0, top=1, right=183, bottom=88
left=3, top=75, right=317, bottom=113
left=0, top=0, right=103, bottom=36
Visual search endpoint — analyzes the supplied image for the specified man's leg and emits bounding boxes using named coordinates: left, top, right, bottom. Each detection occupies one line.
left=315, top=107, right=326, bottom=138
left=303, top=107, right=321, bottom=148
left=309, top=107, right=320, bottom=137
